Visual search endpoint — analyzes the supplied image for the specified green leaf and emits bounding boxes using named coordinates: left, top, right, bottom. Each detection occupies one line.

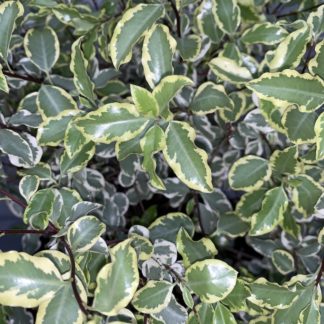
left=315, top=112, right=324, bottom=160
left=64, top=121, right=90, bottom=158
left=176, top=228, right=217, bottom=268
left=185, top=259, right=238, bottom=303
left=67, top=215, right=106, bottom=253
left=247, top=70, right=324, bottom=112
left=188, top=303, right=215, bottom=324
left=0, top=129, right=33, bottom=165
left=93, top=240, right=139, bottom=316
left=241, top=22, right=287, bottom=45
left=298, top=293, right=321, bottom=324
left=37, top=110, right=78, bottom=146
left=229, top=155, right=271, bottom=192
left=214, top=0, right=240, bottom=35
left=0, top=251, right=64, bottom=308
left=23, top=188, right=55, bottom=230
left=153, top=75, right=193, bottom=119
left=309, top=40, right=324, bottom=80
left=282, top=106, right=317, bottom=144
left=0, top=1, right=24, bottom=61
left=250, top=186, right=288, bottom=236
left=132, top=280, right=174, bottom=314
left=269, top=21, right=311, bottom=71
left=248, top=278, right=298, bottom=309
left=177, top=35, right=201, bottom=61
left=110, top=4, right=164, bottom=69
left=289, top=174, right=323, bottom=216
left=209, top=57, right=252, bottom=84
left=75, top=103, right=150, bottom=144
left=19, top=175, right=39, bottom=202
left=149, top=212, right=194, bottom=243
left=222, top=279, right=250, bottom=312
left=163, top=121, right=213, bottom=192
left=70, top=37, right=96, bottom=102
left=190, top=82, right=234, bottom=115
left=196, top=0, right=224, bottom=44
left=24, top=27, right=60, bottom=72
left=214, top=303, right=236, bottom=324
left=129, top=234, right=154, bottom=261
left=0, top=65, right=8, bottom=93
left=217, top=212, right=249, bottom=237
left=271, top=249, right=295, bottom=275
left=142, top=24, right=176, bottom=89
left=37, top=85, right=77, bottom=119
left=140, top=124, right=166, bottom=190
left=130, top=84, right=159, bottom=117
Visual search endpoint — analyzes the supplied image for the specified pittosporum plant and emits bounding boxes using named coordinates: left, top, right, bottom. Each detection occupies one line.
left=0, top=0, right=323, bottom=322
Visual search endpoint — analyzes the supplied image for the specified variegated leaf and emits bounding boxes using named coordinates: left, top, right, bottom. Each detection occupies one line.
left=315, top=112, right=324, bottom=160
left=309, top=40, right=324, bottom=83
left=250, top=186, right=288, bottom=236
left=0, top=64, right=8, bottom=93
left=93, top=240, right=139, bottom=316
left=247, top=70, right=324, bottom=112
left=24, top=27, right=59, bottom=72
left=185, top=259, right=237, bottom=303
left=177, top=35, right=201, bottom=61
left=271, top=249, right=295, bottom=275
left=214, top=0, right=240, bottom=35
left=130, top=84, right=159, bottom=117
left=19, top=175, right=39, bottom=202
left=110, top=4, right=164, bottom=69
left=129, top=234, right=154, bottom=261
left=142, top=24, right=176, bottom=89
left=214, top=303, right=236, bottom=324
left=163, top=121, right=213, bottom=192
left=132, top=281, right=174, bottom=314
left=64, top=121, right=90, bottom=158
left=75, top=103, right=150, bottom=144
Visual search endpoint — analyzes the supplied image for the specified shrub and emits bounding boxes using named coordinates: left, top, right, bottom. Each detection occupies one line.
left=0, top=0, right=323, bottom=323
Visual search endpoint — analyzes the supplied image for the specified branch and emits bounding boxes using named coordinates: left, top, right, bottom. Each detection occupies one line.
left=315, top=257, right=324, bottom=286
left=276, top=3, right=323, bottom=18
left=2, top=70, right=44, bottom=84
left=168, top=0, right=181, bottom=37
left=0, top=228, right=45, bottom=235
left=0, top=188, right=27, bottom=209
left=61, top=238, right=89, bottom=316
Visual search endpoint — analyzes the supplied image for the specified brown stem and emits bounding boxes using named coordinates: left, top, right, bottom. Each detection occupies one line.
left=315, top=257, right=324, bottom=286
left=2, top=70, right=44, bottom=84
left=276, top=3, right=323, bottom=18
left=0, top=188, right=27, bottom=209
left=61, top=238, right=89, bottom=316
left=168, top=0, right=181, bottom=37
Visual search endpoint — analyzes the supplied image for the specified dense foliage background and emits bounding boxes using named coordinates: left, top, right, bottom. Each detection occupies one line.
left=0, top=0, right=323, bottom=323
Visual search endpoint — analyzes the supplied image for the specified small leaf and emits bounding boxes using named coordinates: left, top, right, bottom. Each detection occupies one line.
left=75, top=103, right=150, bottom=144
left=250, top=186, right=288, bottom=236
left=132, top=280, right=174, bottom=314
left=0, top=1, right=24, bottom=61
left=177, top=35, right=201, bottom=61
left=315, top=112, right=324, bottom=160
left=24, top=27, right=60, bottom=72
left=185, top=259, right=238, bottom=303
left=70, top=37, right=96, bottom=102
left=229, top=155, right=271, bottom=192
left=110, top=4, right=164, bottom=69
left=19, top=175, right=39, bottom=202
left=247, top=70, right=324, bottom=112
left=70, top=201, right=102, bottom=221
left=0, top=251, right=64, bottom=308
left=129, top=234, right=154, bottom=261
left=64, top=121, right=90, bottom=158
left=130, top=84, right=159, bottom=117
left=93, top=240, right=139, bottom=316
left=23, top=188, right=55, bottom=230
left=214, top=0, right=241, bottom=35
left=67, top=215, right=106, bottom=253
left=163, top=121, right=213, bottom=192
left=176, top=228, right=217, bottom=268
left=271, top=249, right=295, bottom=275
left=142, top=24, right=176, bottom=89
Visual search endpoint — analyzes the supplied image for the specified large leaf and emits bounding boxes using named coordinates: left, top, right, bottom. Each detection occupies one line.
left=163, top=121, right=212, bottom=192
left=75, top=103, right=150, bottom=144
left=214, top=0, right=240, bottom=35
left=37, top=85, right=77, bottom=119
left=23, top=188, right=55, bottom=230
left=67, top=216, right=106, bottom=253
left=110, top=4, right=164, bottom=69
left=229, top=155, right=271, bottom=192
left=247, top=70, right=324, bottom=112
left=24, top=27, right=60, bottom=72
left=0, top=252, right=64, bottom=308
left=132, top=281, right=174, bottom=314
left=142, top=24, right=176, bottom=89
left=0, top=1, right=24, bottom=61
left=250, top=186, right=288, bottom=236
left=70, top=37, right=96, bottom=102
left=185, top=259, right=238, bottom=303
left=315, top=112, right=324, bottom=160
left=93, top=240, right=139, bottom=316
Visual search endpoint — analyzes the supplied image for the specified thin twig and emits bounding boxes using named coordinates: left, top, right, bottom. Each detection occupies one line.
left=168, top=0, right=181, bottom=37
left=276, top=3, right=323, bottom=18
left=2, top=70, right=44, bottom=84
left=61, top=238, right=89, bottom=316
left=193, top=191, right=206, bottom=235
left=0, top=188, right=27, bottom=209
left=315, top=257, right=324, bottom=286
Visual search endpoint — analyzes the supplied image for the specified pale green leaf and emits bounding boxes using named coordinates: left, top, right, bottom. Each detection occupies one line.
left=130, top=84, right=159, bottom=117
left=64, top=121, right=90, bottom=158
left=19, top=175, right=39, bottom=202
left=214, top=303, right=236, bottom=324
